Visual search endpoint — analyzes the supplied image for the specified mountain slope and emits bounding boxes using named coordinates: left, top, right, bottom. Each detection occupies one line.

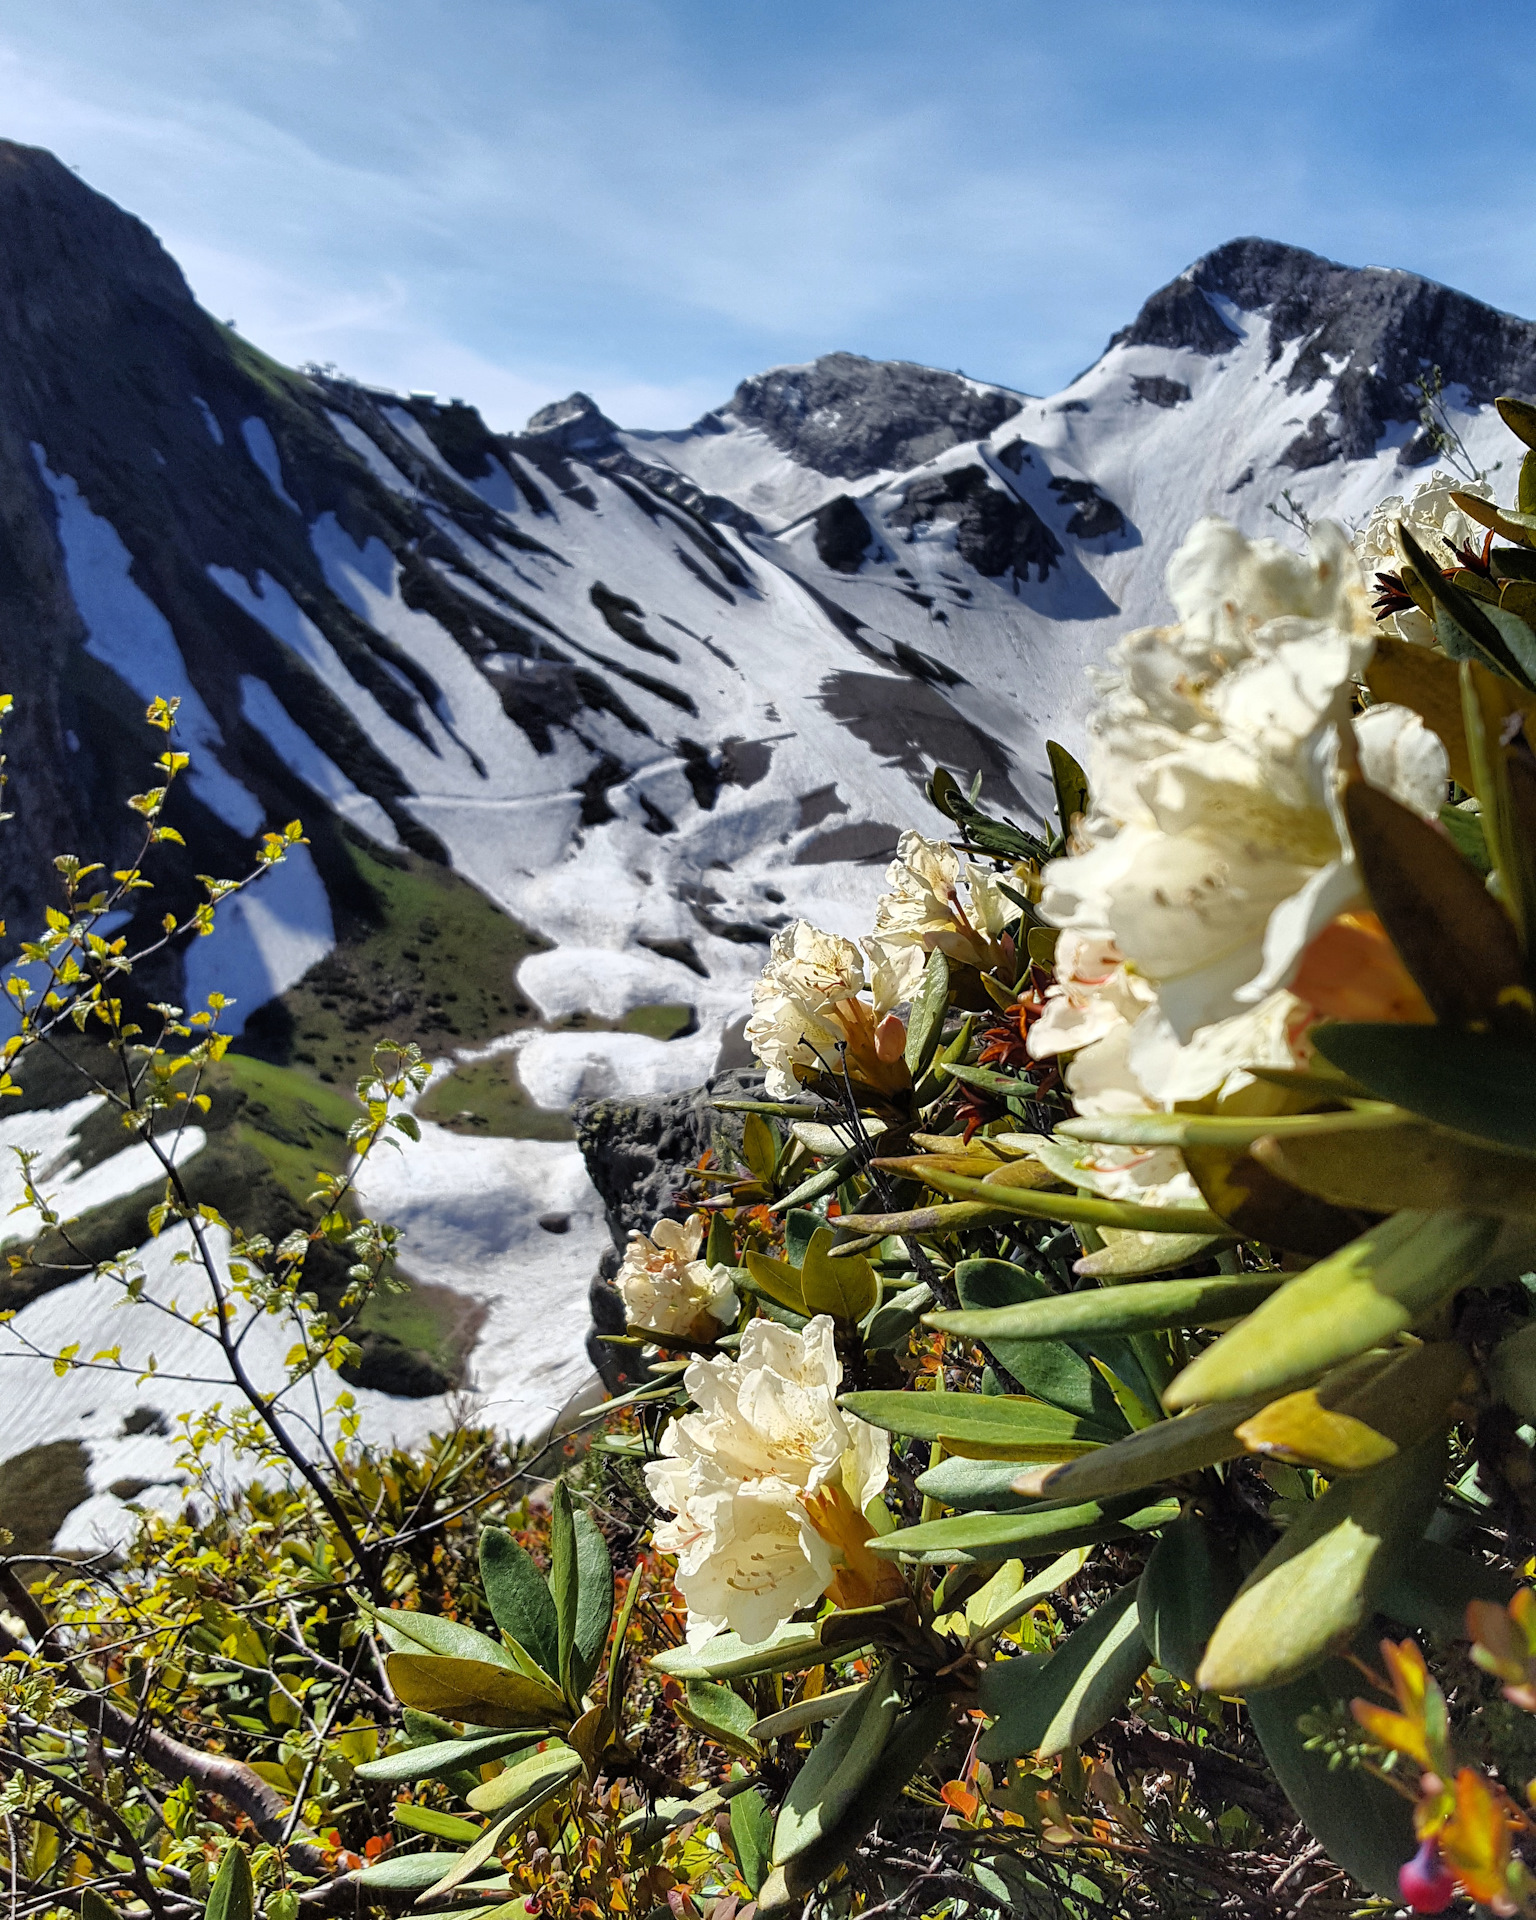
left=3, top=140, right=1535, bottom=1538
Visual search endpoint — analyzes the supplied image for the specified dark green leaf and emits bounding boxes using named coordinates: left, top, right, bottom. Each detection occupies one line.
left=550, top=1482, right=579, bottom=1706
left=870, top=1496, right=1177, bottom=1563
left=784, top=1208, right=820, bottom=1268
left=932, top=1275, right=1281, bottom=1344
left=773, top=1661, right=903, bottom=1866
left=1379, top=1539, right=1518, bottom=1639
left=356, top=1730, right=544, bottom=1785
left=839, top=1389, right=1103, bottom=1462
left=1137, top=1511, right=1240, bottom=1686
left=801, top=1225, right=879, bottom=1322
left=952, top=1257, right=1140, bottom=1432
left=729, top=1788, right=773, bottom=1896
left=678, top=1679, right=759, bottom=1755
left=1046, top=739, right=1090, bottom=839
left=478, top=1527, right=559, bottom=1682
left=904, top=947, right=951, bottom=1079
left=355, top=1852, right=470, bottom=1893
left=978, top=1583, right=1148, bottom=1762
left=205, top=1844, right=254, bottom=1920
left=1315, top=1023, right=1536, bottom=1154
left=572, top=1510, right=614, bottom=1699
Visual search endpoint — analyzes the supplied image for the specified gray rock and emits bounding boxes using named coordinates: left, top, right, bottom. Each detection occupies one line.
left=813, top=493, right=875, bottom=572
left=728, top=352, right=1025, bottom=481
left=572, top=1067, right=764, bottom=1246
left=890, top=465, right=1061, bottom=582
left=1112, top=236, right=1536, bottom=467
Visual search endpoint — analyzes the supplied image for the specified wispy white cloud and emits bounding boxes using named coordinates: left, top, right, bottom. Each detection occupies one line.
left=2, top=0, right=1535, bottom=427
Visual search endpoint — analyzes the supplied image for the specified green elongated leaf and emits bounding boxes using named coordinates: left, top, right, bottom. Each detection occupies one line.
left=1381, top=1538, right=1518, bottom=1639
left=80, top=1895, right=114, bottom=1920
left=772, top=1151, right=858, bottom=1214
left=905, top=947, right=951, bottom=1078
left=1197, top=1430, right=1446, bottom=1694
left=870, top=1496, right=1177, bottom=1563
left=801, top=1225, right=879, bottom=1322
left=373, top=1608, right=517, bottom=1670
left=783, top=1207, right=822, bottom=1267
left=953, top=1257, right=1145, bottom=1431
left=1056, top=1106, right=1404, bottom=1150
left=1164, top=1210, right=1498, bottom=1410
left=205, top=1843, right=254, bottom=1920
left=1075, top=1230, right=1224, bottom=1279
left=1440, top=801, right=1492, bottom=873
left=650, top=1619, right=849, bottom=1681
left=1248, top=1654, right=1418, bottom=1899
left=743, top=1249, right=808, bottom=1314
left=917, top=1165, right=1227, bottom=1236
left=356, top=1852, right=472, bottom=1893
left=1255, top=1120, right=1536, bottom=1219
left=916, top=1456, right=1041, bottom=1512
left=1017, top=1396, right=1269, bottom=1504
left=931, top=1275, right=1281, bottom=1346
left=478, top=1527, right=560, bottom=1682
left=839, top=1389, right=1103, bottom=1462
left=1047, top=739, right=1090, bottom=837
left=864, top=1280, right=932, bottom=1351
left=751, top=1681, right=864, bottom=1742
left=1345, top=780, right=1524, bottom=1025
left=1137, top=1511, right=1240, bottom=1686
left=741, top=1111, right=779, bottom=1183
left=1500, top=394, right=1536, bottom=449
left=1400, top=521, right=1529, bottom=681
left=941, top=1060, right=1030, bottom=1098
left=773, top=1660, right=904, bottom=1866
left=705, top=1209, right=735, bottom=1267
left=571, top=1511, right=614, bottom=1700
left=1311, top=1026, right=1536, bottom=1155
left=395, top=1805, right=482, bottom=1843
left=677, top=1678, right=759, bottom=1755
left=730, top=1787, right=773, bottom=1897
left=385, top=1653, right=567, bottom=1728
left=417, top=1811, right=519, bottom=1902
left=965, top=1546, right=1092, bottom=1642
left=978, top=1582, right=1148, bottom=1762
left=550, top=1481, right=580, bottom=1706
left=465, top=1741, right=583, bottom=1815
left=356, top=1730, right=544, bottom=1785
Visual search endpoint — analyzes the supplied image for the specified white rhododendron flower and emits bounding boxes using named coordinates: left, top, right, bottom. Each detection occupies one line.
left=644, top=1315, right=889, bottom=1647
left=615, top=1213, right=737, bottom=1340
left=1353, top=471, right=1493, bottom=645
left=745, top=920, right=908, bottom=1101
left=869, top=830, right=1014, bottom=995
left=1031, top=516, right=1448, bottom=1145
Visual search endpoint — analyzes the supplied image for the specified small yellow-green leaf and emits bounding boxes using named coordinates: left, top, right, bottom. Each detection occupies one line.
left=384, top=1653, right=567, bottom=1728
left=1016, top=1396, right=1269, bottom=1504
left=800, top=1227, right=879, bottom=1323
left=1235, top=1391, right=1398, bottom=1474
left=743, top=1250, right=807, bottom=1314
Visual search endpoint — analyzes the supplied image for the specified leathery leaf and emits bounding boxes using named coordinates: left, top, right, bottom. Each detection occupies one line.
left=838, top=1389, right=1103, bottom=1462
left=384, top=1653, right=568, bottom=1727
left=1164, top=1209, right=1497, bottom=1410
left=1196, top=1429, right=1446, bottom=1694
left=1313, top=1024, right=1536, bottom=1156
left=928, top=1275, right=1281, bottom=1344
left=465, top=1742, right=584, bottom=1816
left=800, top=1225, right=879, bottom=1323
left=477, top=1526, right=560, bottom=1682
left=868, top=1495, right=1176, bottom=1563
left=978, top=1582, right=1149, bottom=1762
left=772, top=1659, right=903, bottom=1866
left=1255, top=1119, right=1536, bottom=1219
left=1015, top=1396, right=1269, bottom=1504
left=1137, top=1511, right=1240, bottom=1687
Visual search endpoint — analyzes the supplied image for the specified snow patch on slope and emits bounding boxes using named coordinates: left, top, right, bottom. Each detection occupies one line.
left=181, top=843, right=334, bottom=1033
left=241, top=417, right=300, bottom=512
left=238, top=676, right=402, bottom=848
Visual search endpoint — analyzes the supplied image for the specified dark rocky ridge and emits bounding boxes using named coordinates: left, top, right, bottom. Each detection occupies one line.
left=1112, top=236, right=1536, bottom=469
left=524, top=390, right=762, bottom=532
left=726, top=352, right=1025, bottom=481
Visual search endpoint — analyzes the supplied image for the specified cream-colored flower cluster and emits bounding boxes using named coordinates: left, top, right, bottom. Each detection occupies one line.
left=644, top=1315, right=889, bottom=1646
left=745, top=835, right=1011, bottom=1100
left=615, top=1212, right=737, bottom=1340
left=1353, top=471, right=1493, bottom=645
left=1028, top=516, right=1447, bottom=1199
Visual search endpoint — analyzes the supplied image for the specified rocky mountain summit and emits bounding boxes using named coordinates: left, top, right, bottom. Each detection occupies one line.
left=2, top=135, right=1534, bottom=1541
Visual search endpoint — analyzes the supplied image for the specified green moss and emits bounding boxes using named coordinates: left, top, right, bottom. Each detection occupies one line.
left=416, top=1053, right=573, bottom=1141
left=619, top=1002, right=695, bottom=1041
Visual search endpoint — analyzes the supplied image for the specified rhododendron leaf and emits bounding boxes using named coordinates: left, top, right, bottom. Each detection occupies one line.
left=951, top=1257, right=1145, bottom=1431
left=868, top=1494, right=1175, bottom=1563
left=916, top=1455, right=1042, bottom=1512
left=705, top=1210, right=735, bottom=1268
left=372, top=1608, right=518, bottom=1671
left=356, top=1730, right=544, bottom=1786
left=1344, top=782, right=1522, bottom=1025
left=801, top=1226, right=878, bottom=1323
left=1046, top=739, right=1089, bottom=839
left=931, top=1275, right=1280, bottom=1345
left=1499, top=394, right=1536, bottom=449
left=355, top=1853, right=472, bottom=1893
left=1182, top=1141, right=1375, bottom=1257
left=1075, top=1229, right=1225, bottom=1278
left=763, top=1694, right=956, bottom=1908
left=1254, top=1122, right=1536, bottom=1218
left=464, top=1742, right=583, bottom=1816
left=1247, top=1655, right=1418, bottom=1899
left=838, top=1390, right=1103, bottom=1462
left=1400, top=522, right=1529, bottom=682
left=1056, top=1107, right=1404, bottom=1150
left=1380, top=1541, right=1517, bottom=1641
left=772, top=1659, right=903, bottom=1866
left=205, top=1842, right=254, bottom=1920
left=729, top=1787, right=773, bottom=1896
left=904, top=946, right=950, bottom=1078
left=773, top=1153, right=857, bottom=1213
left=1015, top=1397, right=1268, bottom=1504
left=676, top=1678, right=759, bottom=1756
left=783, top=1208, right=820, bottom=1268
left=741, top=1112, right=779, bottom=1184
left=384, top=1654, right=567, bottom=1727
left=742, top=1250, right=808, bottom=1314
left=1313, top=1025, right=1536, bottom=1154
left=478, top=1527, right=559, bottom=1682
left=1196, top=1430, right=1446, bottom=1694
left=978, top=1582, right=1148, bottom=1762
left=1164, top=1211, right=1497, bottom=1410
left=1235, top=1391, right=1399, bottom=1474
left=1137, top=1511, right=1240, bottom=1686
left=650, top=1619, right=856, bottom=1681
left=416, top=1811, right=519, bottom=1901
left=1364, top=634, right=1481, bottom=793
left=550, top=1481, right=579, bottom=1706
left=863, top=1280, right=932, bottom=1352
left=572, top=1510, right=614, bottom=1699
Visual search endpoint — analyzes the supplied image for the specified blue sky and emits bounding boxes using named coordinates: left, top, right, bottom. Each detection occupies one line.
left=3, top=1, right=1535, bottom=432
